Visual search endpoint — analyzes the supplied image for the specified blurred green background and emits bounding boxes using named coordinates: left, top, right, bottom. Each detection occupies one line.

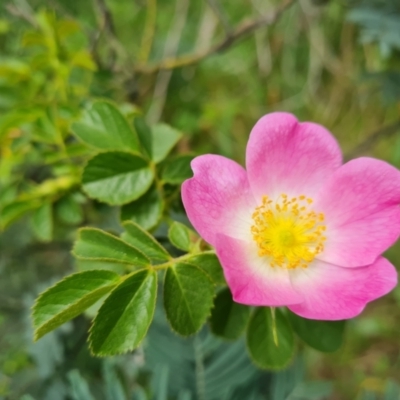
left=1, top=0, right=400, bottom=399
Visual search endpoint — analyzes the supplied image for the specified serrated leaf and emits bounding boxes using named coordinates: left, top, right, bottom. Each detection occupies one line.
left=161, top=154, right=194, bottom=184
left=168, top=222, right=197, bottom=252
left=121, top=221, right=170, bottom=263
left=71, top=101, right=140, bottom=152
left=73, top=228, right=150, bottom=267
left=210, top=287, right=250, bottom=340
left=30, top=202, right=53, bottom=242
left=150, top=123, right=182, bottom=163
left=33, top=270, right=120, bottom=340
left=89, top=269, right=157, bottom=356
left=287, top=312, right=346, bottom=352
left=246, top=308, right=295, bottom=370
left=82, top=151, right=154, bottom=205
left=185, top=252, right=226, bottom=285
left=164, top=262, right=214, bottom=336
left=120, top=184, right=163, bottom=230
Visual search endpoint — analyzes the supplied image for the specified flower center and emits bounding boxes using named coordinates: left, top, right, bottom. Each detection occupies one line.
left=250, top=194, right=326, bottom=269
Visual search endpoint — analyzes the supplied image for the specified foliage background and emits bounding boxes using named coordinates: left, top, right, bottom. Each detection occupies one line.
left=1, top=0, right=400, bottom=398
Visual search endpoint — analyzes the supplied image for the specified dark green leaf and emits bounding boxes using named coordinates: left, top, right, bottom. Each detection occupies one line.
left=71, top=101, right=140, bottom=152
left=168, top=222, right=197, bottom=252
left=185, top=252, right=226, bottom=285
left=161, top=154, right=194, bottom=185
left=164, top=262, right=214, bottom=336
left=210, top=287, right=250, bottom=340
left=246, top=308, right=295, bottom=370
left=33, top=270, right=120, bottom=340
left=55, top=194, right=83, bottom=225
left=30, top=202, right=53, bottom=242
left=82, top=151, right=154, bottom=205
left=73, top=228, right=150, bottom=267
left=121, top=221, right=170, bottom=263
left=287, top=312, right=346, bottom=352
left=134, top=117, right=152, bottom=158
left=89, top=269, right=157, bottom=356
left=120, top=185, right=163, bottom=230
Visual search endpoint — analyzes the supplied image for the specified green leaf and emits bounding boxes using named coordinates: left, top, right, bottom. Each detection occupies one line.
left=120, top=185, right=163, bottom=230
left=185, top=252, right=226, bottom=285
left=168, top=222, right=197, bottom=252
left=30, top=202, right=53, bottom=242
left=73, top=228, right=150, bottom=267
left=287, top=312, right=346, bottom=352
left=150, top=123, right=182, bottom=163
left=55, top=194, right=83, bottom=225
left=246, top=308, right=295, bottom=370
left=210, top=287, right=250, bottom=340
left=164, top=262, right=214, bottom=336
left=82, top=151, right=154, bottom=205
left=134, top=117, right=152, bottom=158
left=121, top=221, right=170, bottom=263
left=71, top=101, right=140, bottom=152
left=134, top=118, right=182, bottom=163
left=161, top=154, right=194, bottom=185
left=0, top=199, right=41, bottom=230
left=89, top=269, right=157, bottom=356
left=32, top=270, right=120, bottom=340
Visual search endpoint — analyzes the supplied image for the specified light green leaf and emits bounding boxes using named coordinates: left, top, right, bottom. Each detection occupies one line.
left=121, top=221, right=170, bottom=263
left=150, top=123, right=182, bottom=163
left=0, top=199, right=41, bottom=230
left=168, top=222, right=197, bottom=252
left=246, top=308, right=295, bottom=370
left=161, top=154, right=194, bottom=184
left=89, top=269, right=157, bottom=356
left=120, top=185, right=163, bottom=230
left=73, top=228, right=150, bottom=267
left=287, top=312, right=346, bottom=352
left=210, top=287, right=250, bottom=340
left=71, top=101, right=140, bottom=152
left=164, top=262, right=214, bottom=336
left=30, top=202, right=53, bottom=242
left=82, top=151, right=154, bottom=205
left=33, top=270, right=120, bottom=340
left=185, top=252, right=226, bottom=286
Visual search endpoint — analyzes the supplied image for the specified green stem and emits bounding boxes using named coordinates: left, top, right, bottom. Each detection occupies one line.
left=271, top=307, right=279, bottom=347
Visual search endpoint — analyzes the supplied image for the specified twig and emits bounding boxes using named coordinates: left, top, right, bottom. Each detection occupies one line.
left=138, top=0, right=157, bottom=62
left=344, top=120, right=400, bottom=161
left=134, top=0, right=296, bottom=73
left=146, top=0, right=190, bottom=123
left=204, top=0, right=231, bottom=35
left=6, top=0, right=37, bottom=27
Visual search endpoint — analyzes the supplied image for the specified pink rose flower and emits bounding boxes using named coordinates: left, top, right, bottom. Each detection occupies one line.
left=182, top=112, right=399, bottom=320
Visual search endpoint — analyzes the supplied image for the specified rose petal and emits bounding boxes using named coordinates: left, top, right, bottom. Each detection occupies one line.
left=246, top=112, right=342, bottom=200
left=215, top=233, right=303, bottom=306
left=316, top=157, right=400, bottom=267
left=288, top=257, right=397, bottom=320
left=181, top=155, right=256, bottom=246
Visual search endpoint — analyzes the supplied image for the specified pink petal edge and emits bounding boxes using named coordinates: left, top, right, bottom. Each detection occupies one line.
left=288, top=257, right=397, bottom=320
left=181, top=154, right=256, bottom=246
left=246, top=112, right=342, bottom=201
left=315, top=157, right=400, bottom=267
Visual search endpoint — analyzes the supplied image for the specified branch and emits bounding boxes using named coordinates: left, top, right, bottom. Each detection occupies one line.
left=134, top=0, right=296, bottom=73
left=344, top=120, right=400, bottom=161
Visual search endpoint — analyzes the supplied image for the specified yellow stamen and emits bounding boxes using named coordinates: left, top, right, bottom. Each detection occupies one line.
left=251, top=194, right=326, bottom=269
